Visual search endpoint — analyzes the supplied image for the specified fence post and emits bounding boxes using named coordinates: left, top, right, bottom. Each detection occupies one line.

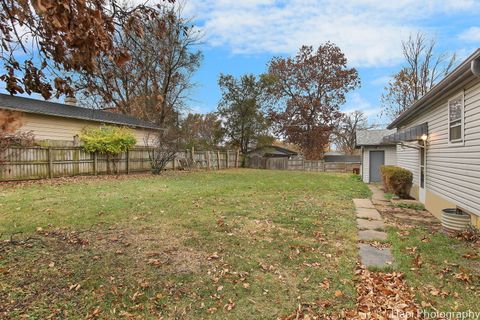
left=226, top=150, right=229, bottom=169
left=172, top=152, right=176, bottom=171
left=126, top=150, right=130, bottom=174
left=217, top=150, right=221, bottom=170
left=47, top=147, right=53, bottom=179
left=93, top=152, right=98, bottom=175
left=235, top=149, right=240, bottom=168
left=191, top=146, right=195, bottom=168
left=206, top=151, right=211, bottom=170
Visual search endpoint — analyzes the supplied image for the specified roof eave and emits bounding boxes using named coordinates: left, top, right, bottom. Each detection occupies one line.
left=0, top=105, right=162, bottom=131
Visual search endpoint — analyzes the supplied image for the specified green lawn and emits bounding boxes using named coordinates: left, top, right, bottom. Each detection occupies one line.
left=0, top=169, right=370, bottom=319
left=388, top=226, right=480, bottom=312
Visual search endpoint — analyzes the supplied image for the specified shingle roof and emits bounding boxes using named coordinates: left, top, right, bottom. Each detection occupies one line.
left=0, top=93, right=161, bottom=130
left=356, top=129, right=396, bottom=146
left=248, top=145, right=298, bottom=156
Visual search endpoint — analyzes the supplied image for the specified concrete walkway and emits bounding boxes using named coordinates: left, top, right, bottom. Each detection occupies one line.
left=368, top=185, right=390, bottom=205
left=353, top=198, right=393, bottom=268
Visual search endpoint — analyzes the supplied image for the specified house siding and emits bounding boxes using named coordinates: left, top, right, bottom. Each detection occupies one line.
left=12, top=112, right=157, bottom=146
left=361, top=146, right=397, bottom=183
left=396, top=77, right=480, bottom=221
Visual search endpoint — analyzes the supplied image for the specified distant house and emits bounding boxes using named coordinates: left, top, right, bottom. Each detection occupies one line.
left=385, top=49, right=480, bottom=228
left=247, top=145, right=299, bottom=159
left=0, top=93, right=160, bottom=146
left=356, top=129, right=396, bottom=183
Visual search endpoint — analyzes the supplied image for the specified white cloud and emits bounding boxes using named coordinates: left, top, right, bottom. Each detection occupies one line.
left=184, top=0, right=479, bottom=67
left=458, top=27, right=480, bottom=42
left=342, top=93, right=381, bottom=118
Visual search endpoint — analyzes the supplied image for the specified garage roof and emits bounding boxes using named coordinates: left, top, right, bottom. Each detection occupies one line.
left=356, top=129, right=396, bottom=147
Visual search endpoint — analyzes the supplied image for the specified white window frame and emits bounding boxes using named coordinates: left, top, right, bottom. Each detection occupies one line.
left=448, top=92, right=464, bottom=144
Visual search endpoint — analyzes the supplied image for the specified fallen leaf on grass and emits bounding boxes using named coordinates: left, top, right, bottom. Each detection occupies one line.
left=426, top=285, right=450, bottom=298
left=410, top=254, right=422, bottom=271
left=320, top=279, right=330, bottom=289
left=453, top=272, right=471, bottom=283
left=462, top=252, right=478, bottom=259
left=69, top=283, right=81, bottom=291
left=147, top=258, right=161, bottom=267
left=131, top=291, right=144, bottom=302
left=224, top=299, right=235, bottom=311
left=334, top=290, right=343, bottom=298
left=86, top=306, right=101, bottom=319
left=208, top=252, right=220, bottom=260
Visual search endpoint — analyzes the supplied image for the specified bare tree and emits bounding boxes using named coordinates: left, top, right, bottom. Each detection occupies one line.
left=145, top=129, right=180, bottom=174
left=333, top=111, right=373, bottom=155
left=77, top=4, right=202, bottom=127
left=381, top=32, right=456, bottom=121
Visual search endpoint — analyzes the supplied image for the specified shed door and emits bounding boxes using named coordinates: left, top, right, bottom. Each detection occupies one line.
left=369, top=151, right=385, bottom=183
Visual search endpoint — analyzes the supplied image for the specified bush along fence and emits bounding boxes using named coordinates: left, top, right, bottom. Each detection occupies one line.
left=0, top=146, right=241, bottom=181
left=247, top=156, right=360, bottom=173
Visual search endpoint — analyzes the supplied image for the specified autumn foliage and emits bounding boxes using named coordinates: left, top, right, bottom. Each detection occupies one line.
left=80, top=126, right=136, bottom=173
left=0, top=0, right=174, bottom=99
left=267, top=43, right=360, bottom=159
left=0, top=110, right=34, bottom=164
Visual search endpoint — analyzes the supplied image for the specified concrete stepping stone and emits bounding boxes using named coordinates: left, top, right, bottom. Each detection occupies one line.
left=353, top=199, right=375, bottom=209
left=358, top=243, right=393, bottom=267
left=357, top=219, right=385, bottom=230
left=358, top=230, right=388, bottom=241
left=356, top=208, right=382, bottom=220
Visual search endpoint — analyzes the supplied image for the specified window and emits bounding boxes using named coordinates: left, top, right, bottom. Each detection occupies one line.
left=448, top=93, right=464, bottom=143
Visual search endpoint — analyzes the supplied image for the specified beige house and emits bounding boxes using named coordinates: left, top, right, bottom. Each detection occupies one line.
left=385, top=48, right=480, bottom=228
left=0, top=94, right=160, bottom=146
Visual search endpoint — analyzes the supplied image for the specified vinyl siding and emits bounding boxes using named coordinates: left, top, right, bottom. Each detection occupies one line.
left=361, top=146, right=397, bottom=183
left=396, top=77, right=480, bottom=217
left=12, top=112, right=157, bottom=146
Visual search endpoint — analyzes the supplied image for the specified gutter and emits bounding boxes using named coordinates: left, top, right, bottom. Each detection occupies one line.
left=388, top=49, right=480, bottom=130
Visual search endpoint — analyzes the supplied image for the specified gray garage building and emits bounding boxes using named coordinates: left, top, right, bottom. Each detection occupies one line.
left=356, top=129, right=396, bottom=183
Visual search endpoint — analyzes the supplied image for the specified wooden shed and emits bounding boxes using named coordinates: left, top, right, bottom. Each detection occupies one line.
left=246, top=145, right=299, bottom=169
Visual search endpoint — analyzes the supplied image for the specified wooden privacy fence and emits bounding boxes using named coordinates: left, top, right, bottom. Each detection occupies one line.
left=0, top=146, right=241, bottom=181
left=247, top=156, right=360, bottom=173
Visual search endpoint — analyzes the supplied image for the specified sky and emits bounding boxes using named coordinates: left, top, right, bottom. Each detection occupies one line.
left=1, top=0, right=479, bottom=128
left=181, top=0, right=480, bottom=127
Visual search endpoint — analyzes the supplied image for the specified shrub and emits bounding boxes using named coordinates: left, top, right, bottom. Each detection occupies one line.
left=80, top=126, right=136, bottom=173
left=380, top=165, right=413, bottom=199
left=145, top=129, right=179, bottom=174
